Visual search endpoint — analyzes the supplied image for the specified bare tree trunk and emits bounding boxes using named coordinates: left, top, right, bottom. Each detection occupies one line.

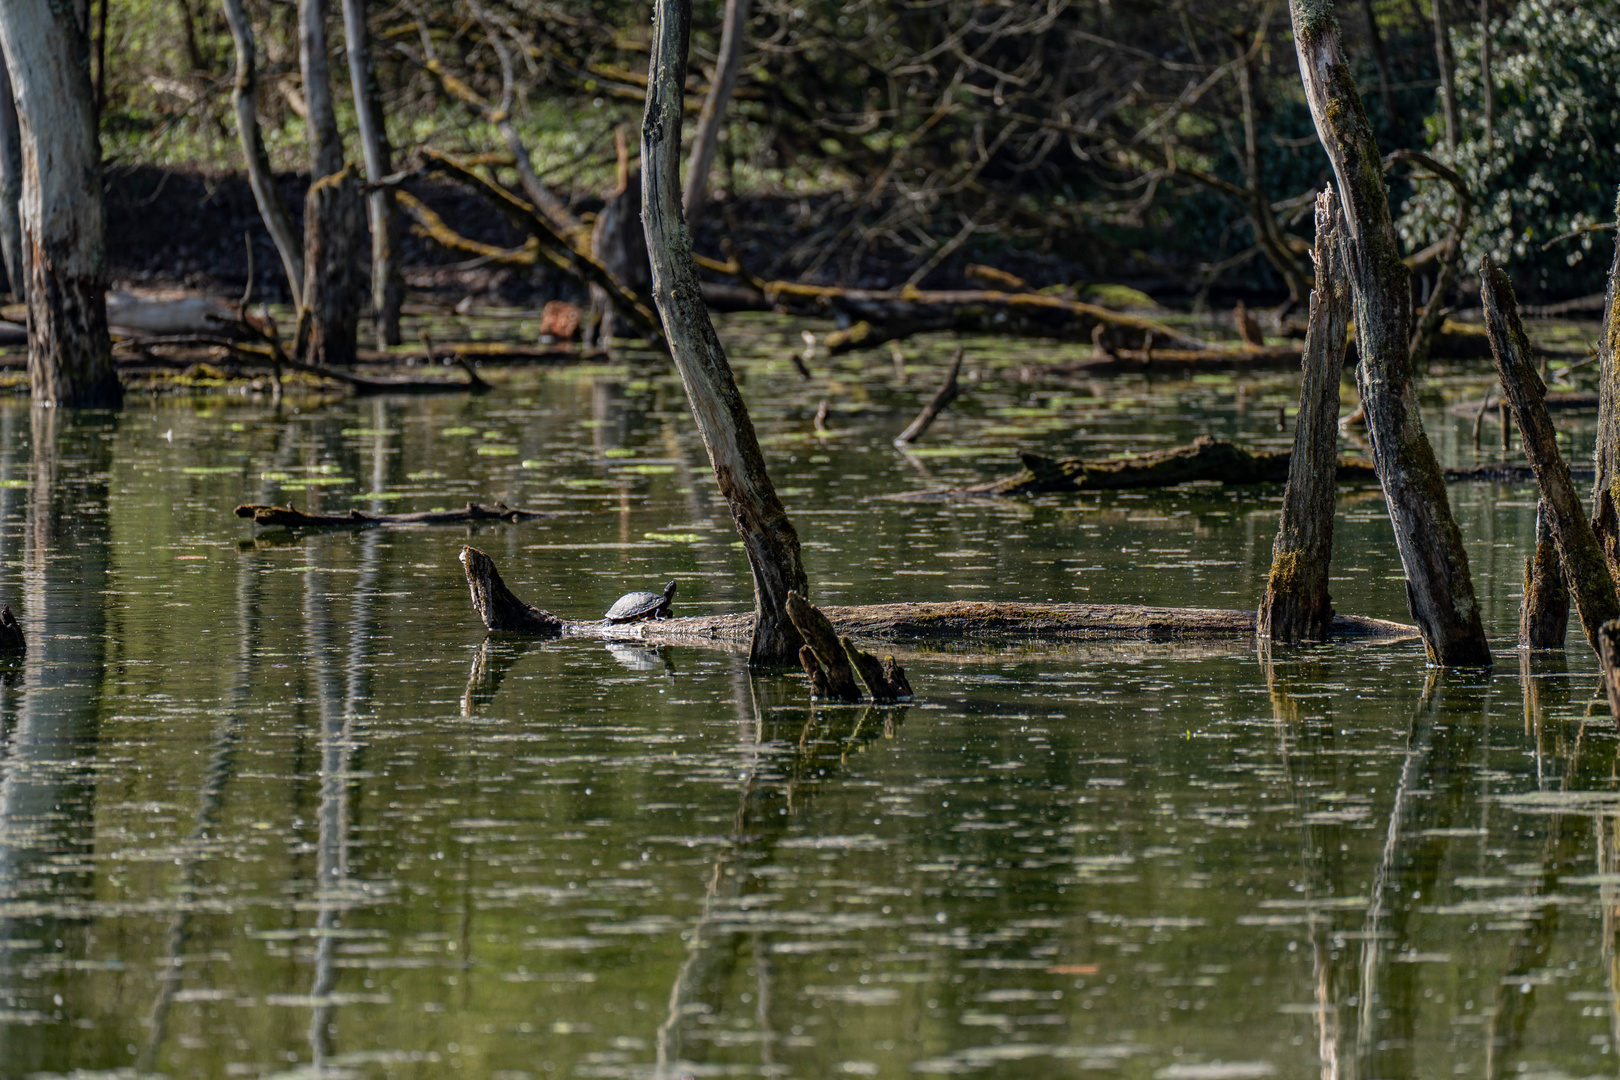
left=0, top=59, right=23, bottom=304
left=1479, top=0, right=1493, bottom=142
left=1592, top=191, right=1620, bottom=576
left=1483, top=256, right=1619, bottom=652
left=683, top=0, right=751, bottom=222
left=221, top=0, right=304, bottom=301
left=299, top=0, right=361, bottom=363
left=1258, top=188, right=1352, bottom=642
left=643, top=0, right=808, bottom=668
left=0, top=3, right=121, bottom=407
left=340, top=0, right=402, bottom=346
left=1432, top=0, right=1457, bottom=153
left=1289, top=0, right=1490, bottom=667
left=589, top=167, right=651, bottom=345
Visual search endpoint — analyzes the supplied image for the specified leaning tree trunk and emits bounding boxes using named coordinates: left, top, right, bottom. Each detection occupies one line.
left=682, top=0, right=750, bottom=222
left=0, top=59, right=23, bottom=304
left=643, top=0, right=808, bottom=668
left=221, top=0, right=303, bottom=301
left=1591, top=189, right=1620, bottom=577
left=1258, top=187, right=1352, bottom=642
left=0, top=3, right=121, bottom=407
left=340, top=0, right=403, bottom=346
left=298, top=0, right=361, bottom=364
left=1288, top=0, right=1490, bottom=667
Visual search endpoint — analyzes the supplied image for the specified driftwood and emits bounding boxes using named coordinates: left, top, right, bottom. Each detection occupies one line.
left=786, top=591, right=861, bottom=702
left=236, top=501, right=551, bottom=528
left=1259, top=188, right=1352, bottom=644
left=459, top=546, right=1417, bottom=645
left=1482, top=255, right=1618, bottom=653
left=643, top=0, right=808, bottom=668
left=1290, top=0, right=1490, bottom=667
left=894, top=347, right=963, bottom=446
left=1520, top=501, right=1569, bottom=649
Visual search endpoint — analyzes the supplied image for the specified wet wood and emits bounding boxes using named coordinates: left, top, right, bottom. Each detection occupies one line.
left=1258, top=188, right=1352, bottom=643
left=643, top=0, right=809, bottom=668
left=785, top=591, right=861, bottom=701
left=1290, top=0, right=1491, bottom=668
left=236, top=500, right=551, bottom=528
left=460, top=547, right=566, bottom=637
left=1520, top=500, right=1569, bottom=650
left=842, top=638, right=912, bottom=702
left=459, top=546, right=1417, bottom=644
left=1601, top=620, right=1620, bottom=719
left=1482, top=255, right=1619, bottom=652
left=893, top=347, right=963, bottom=446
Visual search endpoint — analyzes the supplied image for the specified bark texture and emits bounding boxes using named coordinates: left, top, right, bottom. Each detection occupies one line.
left=0, top=0, right=121, bottom=406
left=221, top=0, right=303, bottom=299
left=301, top=165, right=364, bottom=366
left=1519, top=500, right=1569, bottom=650
left=589, top=168, right=652, bottom=344
left=643, top=0, right=808, bottom=668
left=786, top=591, right=861, bottom=702
left=682, top=0, right=750, bottom=221
left=1602, top=620, right=1620, bottom=720
left=1258, top=187, right=1352, bottom=643
left=1591, top=190, right=1620, bottom=577
left=0, top=59, right=23, bottom=303
left=1288, top=1, right=1490, bottom=667
left=459, top=547, right=565, bottom=636
left=1481, top=256, right=1617, bottom=652
left=340, top=0, right=403, bottom=345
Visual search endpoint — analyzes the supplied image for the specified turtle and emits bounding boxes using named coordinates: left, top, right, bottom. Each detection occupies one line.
left=604, top=580, right=677, bottom=624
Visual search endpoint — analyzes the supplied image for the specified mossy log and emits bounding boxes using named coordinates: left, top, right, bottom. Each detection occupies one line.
left=1482, top=256, right=1618, bottom=653
left=1258, top=188, right=1352, bottom=644
left=459, top=546, right=1416, bottom=645
left=237, top=501, right=552, bottom=528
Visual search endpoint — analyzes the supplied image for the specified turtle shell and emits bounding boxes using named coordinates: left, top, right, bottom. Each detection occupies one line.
left=603, top=580, right=677, bottom=623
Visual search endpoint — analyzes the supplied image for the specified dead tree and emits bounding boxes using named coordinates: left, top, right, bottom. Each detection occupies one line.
left=643, top=0, right=808, bottom=667
left=1258, top=188, right=1352, bottom=642
left=341, top=0, right=403, bottom=345
left=682, top=0, right=750, bottom=222
left=1288, top=0, right=1490, bottom=667
left=0, top=59, right=22, bottom=304
left=1519, top=501, right=1569, bottom=650
left=221, top=0, right=304, bottom=301
left=589, top=162, right=652, bottom=345
left=298, top=0, right=362, bottom=365
left=0, top=0, right=121, bottom=406
left=1591, top=190, right=1620, bottom=576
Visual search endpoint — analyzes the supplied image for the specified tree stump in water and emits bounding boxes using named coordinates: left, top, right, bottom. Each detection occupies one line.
left=1600, top=619, right=1620, bottom=720
left=1520, top=500, right=1570, bottom=649
left=460, top=547, right=564, bottom=636
left=0, top=604, right=24, bottom=651
left=1258, top=188, right=1351, bottom=643
left=301, top=164, right=365, bottom=366
left=841, top=637, right=912, bottom=702
left=786, top=591, right=861, bottom=702
left=589, top=168, right=651, bottom=344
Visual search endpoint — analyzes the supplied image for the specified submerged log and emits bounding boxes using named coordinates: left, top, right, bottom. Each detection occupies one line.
left=1520, top=500, right=1570, bottom=650
left=1290, top=0, right=1490, bottom=667
left=236, top=501, right=552, bottom=528
left=1482, top=255, right=1618, bottom=653
left=459, top=546, right=1416, bottom=645
left=1258, top=188, right=1352, bottom=644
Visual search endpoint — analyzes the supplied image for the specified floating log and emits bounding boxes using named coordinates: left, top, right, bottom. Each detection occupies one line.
left=236, top=501, right=551, bottom=528
left=1258, top=188, right=1352, bottom=644
left=893, top=346, right=963, bottom=446
left=1482, top=255, right=1618, bottom=653
left=458, top=546, right=1417, bottom=645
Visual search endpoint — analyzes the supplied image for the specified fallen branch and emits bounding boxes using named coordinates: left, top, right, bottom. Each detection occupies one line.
left=894, top=346, right=963, bottom=446
left=459, top=545, right=1416, bottom=644
left=236, top=501, right=553, bottom=528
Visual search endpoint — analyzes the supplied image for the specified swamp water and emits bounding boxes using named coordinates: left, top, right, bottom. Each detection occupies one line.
left=0, top=313, right=1613, bottom=1079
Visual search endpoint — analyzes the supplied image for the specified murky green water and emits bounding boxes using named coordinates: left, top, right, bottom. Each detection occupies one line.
left=0, top=315, right=1615, bottom=1079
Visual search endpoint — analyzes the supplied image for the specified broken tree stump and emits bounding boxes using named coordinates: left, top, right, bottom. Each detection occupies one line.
left=841, top=637, right=912, bottom=702
left=894, top=347, right=963, bottom=446
left=1258, top=187, right=1352, bottom=644
left=1483, top=255, right=1619, bottom=652
left=460, top=546, right=565, bottom=636
left=785, top=591, right=862, bottom=702
left=1520, top=499, right=1570, bottom=649
left=1602, top=620, right=1620, bottom=719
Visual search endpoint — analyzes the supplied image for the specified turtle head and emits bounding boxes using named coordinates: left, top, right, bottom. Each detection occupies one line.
left=663, top=580, right=678, bottom=601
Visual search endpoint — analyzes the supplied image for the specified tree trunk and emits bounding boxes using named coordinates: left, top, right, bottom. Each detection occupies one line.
left=301, top=165, right=364, bottom=366
left=1591, top=191, right=1620, bottom=577
left=0, top=3, right=121, bottom=407
left=0, top=59, right=22, bottom=304
left=643, top=0, right=808, bottom=668
left=1258, top=188, right=1352, bottom=642
left=1519, top=500, right=1569, bottom=650
left=1288, top=0, right=1490, bottom=667
left=1432, top=0, right=1457, bottom=153
left=1481, top=256, right=1618, bottom=652
left=340, top=0, right=403, bottom=346
left=589, top=168, right=652, bottom=345
left=1478, top=0, right=1493, bottom=141
left=682, top=0, right=751, bottom=222
left=299, top=0, right=361, bottom=361
left=221, top=0, right=304, bottom=301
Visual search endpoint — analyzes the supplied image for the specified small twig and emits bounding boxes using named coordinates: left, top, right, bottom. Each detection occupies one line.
left=237, top=231, right=254, bottom=321
left=894, top=346, right=964, bottom=446
left=813, top=400, right=829, bottom=434
left=1472, top=392, right=1492, bottom=450
left=1540, top=222, right=1617, bottom=253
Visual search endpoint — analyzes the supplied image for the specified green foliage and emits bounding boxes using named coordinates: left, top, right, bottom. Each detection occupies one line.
left=1397, top=0, right=1620, bottom=294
